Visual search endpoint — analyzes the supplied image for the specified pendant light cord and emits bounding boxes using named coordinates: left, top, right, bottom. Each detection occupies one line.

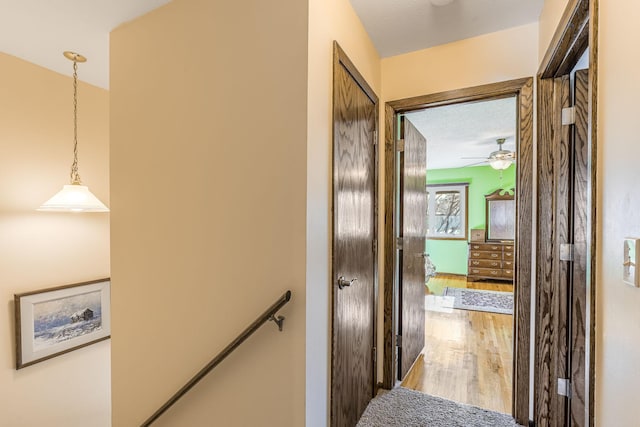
left=70, top=60, right=82, bottom=185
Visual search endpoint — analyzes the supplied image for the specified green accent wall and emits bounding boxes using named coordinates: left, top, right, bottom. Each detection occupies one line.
left=426, top=165, right=516, bottom=275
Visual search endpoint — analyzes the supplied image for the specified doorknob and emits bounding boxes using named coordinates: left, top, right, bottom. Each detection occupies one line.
left=337, top=276, right=358, bottom=289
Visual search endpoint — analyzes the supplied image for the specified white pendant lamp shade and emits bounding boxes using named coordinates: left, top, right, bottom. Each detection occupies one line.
left=489, top=159, right=512, bottom=170
left=38, top=184, right=109, bottom=212
left=38, top=51, right=109, bottom=213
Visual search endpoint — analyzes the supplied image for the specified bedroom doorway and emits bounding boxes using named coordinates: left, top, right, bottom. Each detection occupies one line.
left=382, top=78, right=533, bottom=425
left=399, top=96, right=518, bottom=414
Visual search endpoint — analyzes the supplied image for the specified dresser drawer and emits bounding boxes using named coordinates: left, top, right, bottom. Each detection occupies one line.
left=503, top=244, right=514, bottom=251
left=470, top=251, right=502, bottom=260
left=469, top=267, right=502, bottom=278
left=469, top=259, right=502, bottom=268
left=470, top=243, right=503, bottom=251
left=503, top=251, right=514, bottom=260
left=503, top=260, right=514, bottom=269
left=502, top=269, right=514, bottom=278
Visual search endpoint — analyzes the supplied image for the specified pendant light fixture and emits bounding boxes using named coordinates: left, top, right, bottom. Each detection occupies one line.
left=38, top=52, right=109, bottom=212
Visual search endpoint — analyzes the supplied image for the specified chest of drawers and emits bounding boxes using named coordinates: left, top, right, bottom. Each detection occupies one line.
left=467, top=242, right=515, bottom=282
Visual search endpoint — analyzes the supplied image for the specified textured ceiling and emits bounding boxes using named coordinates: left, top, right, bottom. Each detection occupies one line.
left=351, top=0, right=543, bottom=57
left=404, top=96, right=517, bottom=170
left=0, top=0, right=172, bottom=89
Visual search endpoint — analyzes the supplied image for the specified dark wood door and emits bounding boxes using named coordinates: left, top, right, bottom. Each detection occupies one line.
left=331, top=44, right=378, bottom=427
left=536, top=74, right=571, bottom=427
left=397, top=117, right=427, bottom=380
left=535, top=69, right=590, bottom=427
left=569, top=68, right=589, bottom=427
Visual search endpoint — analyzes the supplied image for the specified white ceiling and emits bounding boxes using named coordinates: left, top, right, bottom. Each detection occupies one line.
left=404, top=96, right=517, bottom=170
left=350, top=0, right=543, bottom=57
left=0, top=0, right=172, bottom=89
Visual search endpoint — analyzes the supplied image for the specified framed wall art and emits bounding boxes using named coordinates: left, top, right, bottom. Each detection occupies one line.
left=15, top=278, right=111, bottom=369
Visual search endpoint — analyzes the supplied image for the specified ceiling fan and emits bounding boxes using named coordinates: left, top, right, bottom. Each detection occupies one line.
left=462, top=138, right=515, bottom=170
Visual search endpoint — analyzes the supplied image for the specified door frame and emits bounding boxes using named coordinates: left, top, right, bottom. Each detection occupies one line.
left=535, top=0, right=598, bottom=425
left=382, top=77, right=534, bottom=426
left=330, top=41, right=380, bottom=423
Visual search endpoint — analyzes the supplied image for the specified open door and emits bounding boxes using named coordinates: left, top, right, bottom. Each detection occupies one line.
left=568, top=68, right=589, bottom=427
left=397, top=117, right=427, bottom=380
left=536, top=73, right=572, bottom=426
left=535, top=67, right=591, bottom=427
left=331, top=43, right=378, bottom=427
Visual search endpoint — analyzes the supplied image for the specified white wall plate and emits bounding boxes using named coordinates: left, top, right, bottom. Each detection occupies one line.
left=623, top=238, right=640, bottom=287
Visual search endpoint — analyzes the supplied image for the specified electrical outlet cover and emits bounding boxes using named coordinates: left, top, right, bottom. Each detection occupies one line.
left=623, top=238, right=640, bottom=287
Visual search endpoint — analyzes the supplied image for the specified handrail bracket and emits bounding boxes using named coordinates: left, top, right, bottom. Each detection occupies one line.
left=269, top=313, right=285, bottom=332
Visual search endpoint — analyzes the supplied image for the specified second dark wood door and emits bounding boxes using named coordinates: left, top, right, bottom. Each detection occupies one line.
left=331, top=44, right=377, bottom=427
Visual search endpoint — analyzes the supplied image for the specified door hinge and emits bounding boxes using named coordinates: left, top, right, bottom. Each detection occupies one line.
left=372, top=347, right=377, bottom=363
left=560, top=243, right=574, bottom=262
left=372, top=239, right=378, bottom=254
left=561, top=106, right=576, bottom=125
left=396, top=334, right=402, bottom=348
left=396, top=237, right=403, bottom=250
left=373, top=130, right=378, bottom=145
left=557, top=378, right=572, bottom=398
left=396, top=139, right=405, bottom=152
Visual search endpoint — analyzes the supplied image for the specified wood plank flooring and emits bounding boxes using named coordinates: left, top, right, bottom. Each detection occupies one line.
left=401, top=275, right=514, bottom=414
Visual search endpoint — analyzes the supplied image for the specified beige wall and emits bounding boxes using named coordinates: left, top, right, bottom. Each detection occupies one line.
left=382, top=23, right=539, bottom=102
left=306, top=0, right=381, bottom=424
left=0, top=52, right=110, bottom=426
left=538, top=0, right=570, bottom=60
left=109, top=0, right=308, bottom=425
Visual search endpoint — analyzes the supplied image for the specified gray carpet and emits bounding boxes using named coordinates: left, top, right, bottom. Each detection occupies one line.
left=357, top=387, right=523, bottom=427
left=443, top=287, right=513, bottom=314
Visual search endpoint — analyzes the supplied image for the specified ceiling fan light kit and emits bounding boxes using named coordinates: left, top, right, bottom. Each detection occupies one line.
left=487, top=138, right=515, bottom=170
left=489, top=158, right=512, bottom=170
left=38, top=51, right=109, bottom=213
left=461, top=137, right=515, bottom=170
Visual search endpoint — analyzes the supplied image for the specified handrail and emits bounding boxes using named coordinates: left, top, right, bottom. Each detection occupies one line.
left=141, top=290, right=292, bottom=426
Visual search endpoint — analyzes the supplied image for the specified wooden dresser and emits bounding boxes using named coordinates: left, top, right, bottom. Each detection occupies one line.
left=467, top=242, right=515, bottom=282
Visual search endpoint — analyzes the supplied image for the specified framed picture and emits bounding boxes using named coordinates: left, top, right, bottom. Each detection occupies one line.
left=15, top=278, right=111, bottom=369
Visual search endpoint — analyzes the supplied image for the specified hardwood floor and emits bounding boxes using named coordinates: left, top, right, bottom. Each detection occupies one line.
left=401, top=274, right=514, bottom=414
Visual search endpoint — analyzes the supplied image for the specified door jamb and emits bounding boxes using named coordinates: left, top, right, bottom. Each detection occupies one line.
left=535, top=0, right=598, bottom=424
left=382, top=77, right=534, bottom=426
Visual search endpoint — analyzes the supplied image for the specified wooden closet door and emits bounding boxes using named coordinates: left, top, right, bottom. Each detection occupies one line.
left=331, top=43, right=377, bottom=427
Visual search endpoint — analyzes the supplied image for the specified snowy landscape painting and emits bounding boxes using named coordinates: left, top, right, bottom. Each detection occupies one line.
left=33, top=290, right=103, bottom=351
left=15, top=278, right=111, bottom=369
